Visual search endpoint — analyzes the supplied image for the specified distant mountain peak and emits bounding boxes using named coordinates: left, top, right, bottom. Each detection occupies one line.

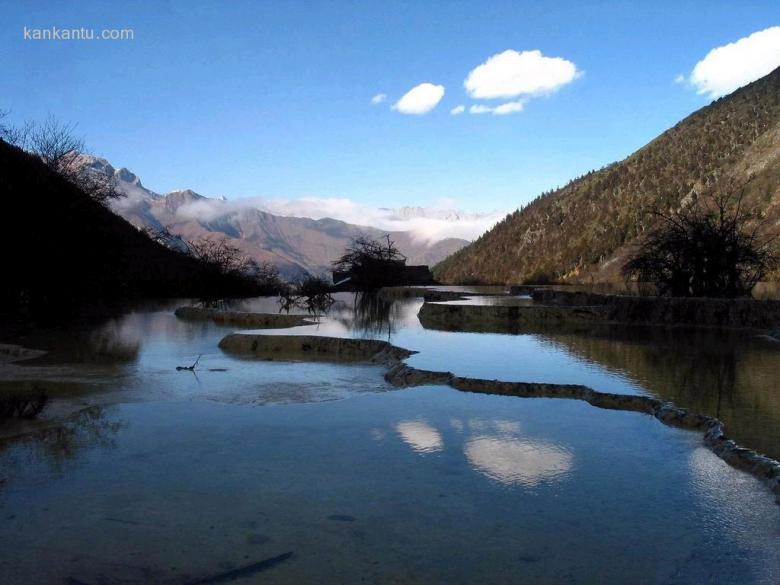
left=115, top=167, right=141, bottom=186
left=380, top=206, right=493, bottom=222
left=165, top=188, right=206, bottom=203
left=93, top=158, right=470, bottom=278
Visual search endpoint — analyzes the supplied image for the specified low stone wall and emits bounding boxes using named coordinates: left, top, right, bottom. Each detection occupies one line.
left=508, top=285, right=543, bottom=296
left=531, top=289, right=780, bottom=330
left=218, top=334, right=416, bottom=363
left=418, top=302, right=607, bottom=333
left=174, top=306, right=312, bottom=329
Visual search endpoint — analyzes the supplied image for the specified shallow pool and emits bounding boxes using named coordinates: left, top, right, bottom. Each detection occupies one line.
left=0, top=291, right=778, bottom=584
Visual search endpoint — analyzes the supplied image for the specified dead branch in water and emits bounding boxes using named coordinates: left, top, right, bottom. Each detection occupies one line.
left=176, top=355, right=201, bottom=371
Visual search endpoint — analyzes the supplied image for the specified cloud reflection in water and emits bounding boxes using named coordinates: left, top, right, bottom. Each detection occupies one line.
left=395, top=416, right=574, bottom=486
left=395, top=420, right=444, bottom=453
left=464, top=435, right=573, bottom=487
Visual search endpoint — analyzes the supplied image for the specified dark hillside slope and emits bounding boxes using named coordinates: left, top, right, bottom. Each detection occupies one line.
left=0, top=139, right=255, bottom=321
left=434, top=66, right=780, bottom=284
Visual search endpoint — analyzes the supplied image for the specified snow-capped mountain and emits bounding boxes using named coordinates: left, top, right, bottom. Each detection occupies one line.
left=383, top=206, right=492, bottom=222
left=79, top=156, right=477, bottom=278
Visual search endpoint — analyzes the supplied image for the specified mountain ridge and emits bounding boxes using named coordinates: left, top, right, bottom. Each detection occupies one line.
left=83, top=157, right=473, bottom=278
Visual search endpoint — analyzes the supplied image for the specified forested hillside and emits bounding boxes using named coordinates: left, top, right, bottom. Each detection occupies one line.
left=434, top=66, right=780, bottom=284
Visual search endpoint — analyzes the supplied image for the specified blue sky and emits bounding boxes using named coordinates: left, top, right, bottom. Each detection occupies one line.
left=2, top=1, right=779, bottom=214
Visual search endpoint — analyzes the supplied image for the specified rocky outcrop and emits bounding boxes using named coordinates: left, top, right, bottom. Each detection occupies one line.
left=174, top=307, right=312, bottom=328
left=218, top=334, right=416, bottom=364
left=531, top=289, right=780, bottom=330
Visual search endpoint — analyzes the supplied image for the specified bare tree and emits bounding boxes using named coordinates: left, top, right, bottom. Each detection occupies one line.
left=141, top=225, right=188, bottom=251
left=184, top=236, right=253, bottom=276
left=332, top=234, right=406, bottom=289
left=1, top=113, right=121, bottom=204
left=0, top=109, right=13, bottom=139
left=27, top=115, right=84, bottom=175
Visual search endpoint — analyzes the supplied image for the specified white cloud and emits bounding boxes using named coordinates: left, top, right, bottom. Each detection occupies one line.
left=450, top=105, right=465, bottom=115
left=257, top=197, right=504, bottom=243
left=464, top=49, right=580, bottom=99
left=673, top=74, right=686, bottom=84
left=469, top=104, right=492, bottom=114
left=165, top=193, right=504, bottom=244
left=468, top=101, right=524, bottom=115
left=687, top=26, right=780, bottom=98
left=492, top=100, right=525, bottom=115
left=371, top=93, right=387, bottom=104
left=392, top=82, right=445, bottom=115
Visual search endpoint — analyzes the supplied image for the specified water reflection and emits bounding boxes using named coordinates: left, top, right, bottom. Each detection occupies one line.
left=464, top=436, right=573, bottom=487
left=415, top=300, right=780, bottom=461
left=394, top=415, right=574, bottom=487
left=351, top=292, right=397, bottom=338
left=19, top=317, right=142, bottom=366
left=436, top=295, right=535, bottom=307
left=395, top=420, right=444, bottom=453
left=687, top=446, right=780, bottom=578
left=0, top=367, right=776, bottom=583
left=7, top=289, right=780, bottom=465
left=536, top=326, right=780, bottom=459
left=0, top=406, right=122, bottom=485
left=459, top=418, right=573, bottom=487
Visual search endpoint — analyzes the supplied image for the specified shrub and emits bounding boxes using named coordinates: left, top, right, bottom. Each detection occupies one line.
left=521, top=269, right=556, bottom=285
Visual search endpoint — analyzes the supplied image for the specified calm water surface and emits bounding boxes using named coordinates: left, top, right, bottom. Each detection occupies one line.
left=0, top=290, right=778, bottom=584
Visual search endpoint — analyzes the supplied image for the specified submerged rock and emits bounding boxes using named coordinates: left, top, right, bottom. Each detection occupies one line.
left=174, top=307, right=311, bottom=329
left=184, top=551, right=293, bottom=584
left=327, top=514, right=356, bottom=522
left=218, top=334, right=416, bottom=364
